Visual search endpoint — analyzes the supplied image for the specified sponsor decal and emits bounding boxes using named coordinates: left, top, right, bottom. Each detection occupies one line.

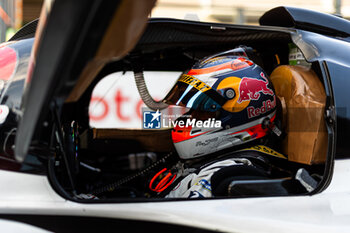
left=241, top=145, right=287, bottom=159
left=197, top=179, right=212, bottom=191
left=178, top=74, right=211, bottom=92
left=247, top=97, right=276, bottom=118
left=200, top=56, right=229, bottom=66
left=231, top=57, right=253, bottom=71
left=189, top=57, right=253, bottom=77
left=237, top=72, right=273, bottom=103
left=196, top=137, right=219, bottom=147
left=89, top=96, right=109, bottom=121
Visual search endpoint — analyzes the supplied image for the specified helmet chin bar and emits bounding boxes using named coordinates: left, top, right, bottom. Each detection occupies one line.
left=134, top=71, right=169, bottom=110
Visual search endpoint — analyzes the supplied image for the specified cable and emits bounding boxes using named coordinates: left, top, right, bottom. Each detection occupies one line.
left=52, top=103, right=77, bottom=195
left=91, top=152, right=174, bottom=195
left=134, top=70, right=168, bottom=110
left=149, top=168, right=177, bottom=192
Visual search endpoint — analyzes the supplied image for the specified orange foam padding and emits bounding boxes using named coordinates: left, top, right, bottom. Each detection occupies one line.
left=270, top=65, right=327, bottom=165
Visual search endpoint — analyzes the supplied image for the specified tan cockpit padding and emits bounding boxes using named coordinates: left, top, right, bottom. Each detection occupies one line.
left=92, top=128, right=174, bottom=153
left=66, top=0, right=156, bottom=102
left=270, top=65, right=327, bottom=164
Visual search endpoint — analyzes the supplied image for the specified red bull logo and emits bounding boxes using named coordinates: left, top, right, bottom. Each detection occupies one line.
left=237, top=72, right=273, bottom=103
left=247, top=96, right=276, bottom=118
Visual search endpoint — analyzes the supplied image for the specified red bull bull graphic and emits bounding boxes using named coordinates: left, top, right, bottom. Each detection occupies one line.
left=237, top=72, right=273, bottom=103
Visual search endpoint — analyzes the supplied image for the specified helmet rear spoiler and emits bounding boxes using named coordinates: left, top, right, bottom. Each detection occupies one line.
left=259, top=6, right=350, bottom=37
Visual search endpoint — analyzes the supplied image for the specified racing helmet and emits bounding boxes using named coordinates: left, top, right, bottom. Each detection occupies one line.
left=164, top=47, right=277, bottom=159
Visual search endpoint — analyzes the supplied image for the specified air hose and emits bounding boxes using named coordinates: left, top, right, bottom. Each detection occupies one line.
left=134, top=70, right=168, bottom=110
left=91, top=152, right=174, bottom=195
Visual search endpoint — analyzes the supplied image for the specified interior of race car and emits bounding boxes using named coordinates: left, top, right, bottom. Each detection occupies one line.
left=44, top=22, right=328, bottom=201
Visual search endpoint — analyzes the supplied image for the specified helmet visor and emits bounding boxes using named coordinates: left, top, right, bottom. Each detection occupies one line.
left=164, top=74, right=227, bottom=112
left=163, top=47, right=255, bottom=112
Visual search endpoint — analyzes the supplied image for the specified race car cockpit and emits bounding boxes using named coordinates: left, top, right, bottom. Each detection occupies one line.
left=8, top=3, right=331, bottom=202
left=50, top=43, right=327, bottom=200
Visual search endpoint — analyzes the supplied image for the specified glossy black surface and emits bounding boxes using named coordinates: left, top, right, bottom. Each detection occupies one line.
left=0, top=38, right=45, bottom=174
left=0, top=38, right=33, bottom=109
left=260, top=6, right=350, bottom=37
left=0, top=39, right=32, bottom=164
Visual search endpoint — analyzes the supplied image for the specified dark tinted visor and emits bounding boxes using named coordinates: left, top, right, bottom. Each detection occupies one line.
left=163, top=47, right=254, bottom=112
left=164, top=74, right=227, bottom=112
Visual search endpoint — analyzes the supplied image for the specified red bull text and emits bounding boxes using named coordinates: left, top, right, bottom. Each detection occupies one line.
left=247, top=96, right=276, bottom=118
